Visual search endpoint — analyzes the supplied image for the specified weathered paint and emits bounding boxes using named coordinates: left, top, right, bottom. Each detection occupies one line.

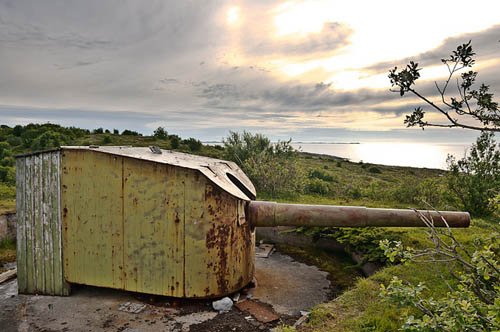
left=16, top=151, right=70, bottom=296
left=61, top=146, right=256, bottom=201
left=184, top=171, right=254, bottom=298
left=61, top=149, right=254, bottom=298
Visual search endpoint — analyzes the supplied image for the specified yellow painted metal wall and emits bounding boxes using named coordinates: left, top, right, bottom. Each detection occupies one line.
left=62, top=149, right=254, bottom=298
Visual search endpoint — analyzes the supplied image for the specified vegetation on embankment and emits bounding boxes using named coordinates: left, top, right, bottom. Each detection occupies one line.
left=297, top=217, right=499, bottom=332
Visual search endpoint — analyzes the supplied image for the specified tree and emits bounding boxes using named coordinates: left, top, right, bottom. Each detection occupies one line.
left=153, top=126, right=168, bottom=140
left=383, top=43, right=500, bottom=331
left=389, top=41, right=499, bottom=132
left=446, top=132, right=500, bottom=216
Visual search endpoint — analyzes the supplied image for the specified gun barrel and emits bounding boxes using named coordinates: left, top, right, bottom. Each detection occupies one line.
left=247, top=201, right=470, bottom=228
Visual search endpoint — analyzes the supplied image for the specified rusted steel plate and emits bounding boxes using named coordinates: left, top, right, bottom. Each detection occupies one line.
left=60, top=148, right=255, bottom=298
left=184, top=171, right=254, bottom=298
left=235, top=299, right=279, bottom=323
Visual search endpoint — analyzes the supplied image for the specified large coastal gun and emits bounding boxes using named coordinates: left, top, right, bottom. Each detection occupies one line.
left=15, top=146, right=469, bottom=298
left=248, top=201, right=469, bottom=228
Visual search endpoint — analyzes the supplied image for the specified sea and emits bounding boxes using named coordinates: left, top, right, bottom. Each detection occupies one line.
left=291, top=142, right=470, bottom=170
left=206, top=141, right=472, bottom=170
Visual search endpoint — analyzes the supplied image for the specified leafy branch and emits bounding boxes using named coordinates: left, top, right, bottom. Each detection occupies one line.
left=379, top=207, right=500, bottom=331
left=389, top=41, right=500, bottom=132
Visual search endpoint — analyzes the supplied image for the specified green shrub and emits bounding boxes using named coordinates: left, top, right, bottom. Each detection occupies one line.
left=169, top=135, right=181, bottom=149
left=223, top=131, right=305, bottom=197
left=306, top=178, right=330, bottom=195
left=184, top=138, right=202, bottom=151
left=445, top=132, right=500, bottom=216
left=368, top=166, right=382, bottom=174
left=121, top=129, right=141, bottom=136
left=102, top=135, right=112, bottom=144
left=309, top=169, right=336, bottom=182
left=348, top=185, right=362, bottom=199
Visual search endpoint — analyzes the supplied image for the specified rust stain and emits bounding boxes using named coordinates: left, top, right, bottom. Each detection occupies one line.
left=205, top=222, right=231, bottom=294
left=235, top=300, right=279, bottom=323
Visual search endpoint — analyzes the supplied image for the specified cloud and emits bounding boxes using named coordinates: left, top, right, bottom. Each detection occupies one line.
left=0, top=0, right=497, bottom=145
left=245, top=22, right=353, bottom=57
left=364, top=24, right=500, bottom=74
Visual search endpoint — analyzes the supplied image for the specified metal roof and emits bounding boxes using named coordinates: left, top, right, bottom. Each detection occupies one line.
left=61, top=146, right=256, bottom=201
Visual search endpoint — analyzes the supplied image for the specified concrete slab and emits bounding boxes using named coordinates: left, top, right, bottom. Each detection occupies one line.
left=253, top=251, right=330, bottom=316
left=0, top=249, right=331, bottom=331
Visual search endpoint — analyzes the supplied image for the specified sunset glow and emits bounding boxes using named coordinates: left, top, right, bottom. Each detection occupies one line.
left=0, top=0, right=498, bottom=143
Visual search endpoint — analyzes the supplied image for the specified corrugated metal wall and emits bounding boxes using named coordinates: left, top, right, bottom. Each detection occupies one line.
left=16, top=151, right=70, bottom=296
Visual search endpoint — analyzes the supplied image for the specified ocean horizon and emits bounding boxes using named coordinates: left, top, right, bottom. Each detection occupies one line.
left=205, top=141, right=471, bottom=170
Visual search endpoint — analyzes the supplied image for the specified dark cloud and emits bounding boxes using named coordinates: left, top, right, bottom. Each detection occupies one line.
left=159, top=78, right=179, bottom=84
left=196, top=79, right=396, bottom=113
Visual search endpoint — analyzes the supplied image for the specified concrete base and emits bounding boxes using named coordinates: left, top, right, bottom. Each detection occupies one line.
left=0, top=248, right=331, bottom=331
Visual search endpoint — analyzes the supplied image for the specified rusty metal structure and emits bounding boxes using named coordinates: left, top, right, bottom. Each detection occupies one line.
left=16, top=146, right=470, bottom=298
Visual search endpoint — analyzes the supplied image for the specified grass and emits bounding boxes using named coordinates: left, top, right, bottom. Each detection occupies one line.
left=297, top=218, right=499, bottom=332
left=0, top=198, right=15, bottom=215
left=0, top=238, right=16, bottom=273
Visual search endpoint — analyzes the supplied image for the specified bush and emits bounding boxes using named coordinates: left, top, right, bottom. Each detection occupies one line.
left=0, top=166, right=15, bottom=185
left=306, top=178, right=330, bottom=195
left=223, top=131, right=305, bottom=197
left=6, top=136, right=22, bottom=147
left=102, top=135, right=112, bottom=144
left=121, top=129, right=141, bottom=136
left=184, top=138, right=202, bottom=151
left=169, top=135, right=181, bottom=149
left=445, top=132, right=500, bottom=216
left=309, top=169, right=336, bottom=182
left=368, top=166, right=382, bottom=174
left=391, top=180, right=420, bottom=204
left=348, top=185, right=362, bottom=199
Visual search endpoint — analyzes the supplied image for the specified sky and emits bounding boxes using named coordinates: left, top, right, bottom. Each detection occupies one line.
left=0, top=0, right=499, bottom=143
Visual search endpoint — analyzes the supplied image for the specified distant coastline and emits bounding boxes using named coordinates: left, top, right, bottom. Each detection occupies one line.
left=202, top=141, right=361, bottom=144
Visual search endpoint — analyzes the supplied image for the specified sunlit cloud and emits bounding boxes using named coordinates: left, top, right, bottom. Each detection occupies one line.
left=226, top=7, right=240, bottom=25
left=0, top=0, right=498, bottom=143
